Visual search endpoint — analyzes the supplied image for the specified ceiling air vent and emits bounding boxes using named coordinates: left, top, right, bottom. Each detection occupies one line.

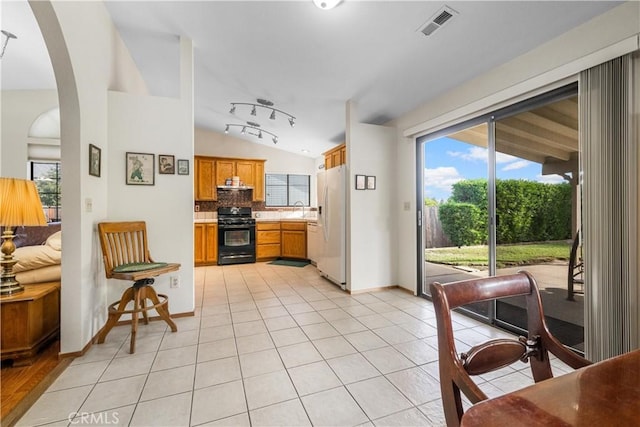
left=418, top=5, right=458, bottom=37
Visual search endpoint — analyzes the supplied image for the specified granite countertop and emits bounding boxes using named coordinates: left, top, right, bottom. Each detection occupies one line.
left=194, top=213, right=317, bottom=224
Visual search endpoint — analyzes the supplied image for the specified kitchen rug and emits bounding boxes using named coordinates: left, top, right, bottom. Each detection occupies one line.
left=268, top=259, right=310, bottom=267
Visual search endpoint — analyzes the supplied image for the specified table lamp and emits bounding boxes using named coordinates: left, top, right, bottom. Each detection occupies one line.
left=0, top=177, right=47, bottom=296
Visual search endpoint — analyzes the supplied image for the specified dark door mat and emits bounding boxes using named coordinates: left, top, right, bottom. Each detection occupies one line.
left=269, top=259, right=310, bottom=267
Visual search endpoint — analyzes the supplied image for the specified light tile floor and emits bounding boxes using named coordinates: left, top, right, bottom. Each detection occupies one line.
left=17, top=263, right=575, bottom=426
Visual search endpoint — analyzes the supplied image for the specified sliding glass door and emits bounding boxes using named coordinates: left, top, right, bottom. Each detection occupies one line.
left=493, top=95, right=583, bottom=350
left=421, top=122, right=490, bottom=319
left=419, top=85, right=584, bottom=350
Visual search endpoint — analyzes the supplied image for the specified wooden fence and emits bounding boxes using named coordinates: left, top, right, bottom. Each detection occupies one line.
left=424, top=206, right=452, bottom=248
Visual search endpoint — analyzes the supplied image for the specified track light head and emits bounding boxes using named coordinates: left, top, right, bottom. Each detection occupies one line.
left=272, top=136, right=278, bottom=144
left=258, top=130, right=263, bottom=139
left=289, top=117, right=295, bottom=127
left=224, top=125, right=229, bottom=134
left=241, top=126, right=246, bottom=134
left=229, top=104, right=236, bottom=114
left=251, top=105, right=257, bottom=116
left=270, top=110, right=276, bottom=120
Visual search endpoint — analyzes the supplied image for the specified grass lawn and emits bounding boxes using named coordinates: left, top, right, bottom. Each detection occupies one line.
left=425, top=241, right=572, bottom=268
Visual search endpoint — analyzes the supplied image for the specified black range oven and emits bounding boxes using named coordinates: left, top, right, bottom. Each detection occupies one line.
left=217, top=207, right=256, bottom=265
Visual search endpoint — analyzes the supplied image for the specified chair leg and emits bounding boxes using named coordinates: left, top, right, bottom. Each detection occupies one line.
left=146, top=287, right=178, bottom=332
left=129, top=287, right=142, bottom=354
left=140, top=289, right=149, bottom=325
left=97, top=287, right=135, bottom=344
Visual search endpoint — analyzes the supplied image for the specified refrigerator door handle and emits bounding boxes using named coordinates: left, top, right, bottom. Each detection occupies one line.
left=323, top=185, right=330, bottom=242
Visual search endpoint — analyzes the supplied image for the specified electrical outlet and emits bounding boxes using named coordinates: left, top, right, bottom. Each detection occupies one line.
left=170, top=276, right=180, bottom=288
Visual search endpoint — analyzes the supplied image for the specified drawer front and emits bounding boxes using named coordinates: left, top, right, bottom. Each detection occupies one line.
left=258, top=230, right=281, bottom=244
left=257, top=222, right=281, bottom=231
left=257, top=244, right=280, bottom=259
left=281, top=222, right=306, bottom=231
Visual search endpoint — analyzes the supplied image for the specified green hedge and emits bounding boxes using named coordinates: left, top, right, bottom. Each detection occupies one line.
left=439, top=179, right=571, bottom=246
left=439, top=202, right=486, bottom=247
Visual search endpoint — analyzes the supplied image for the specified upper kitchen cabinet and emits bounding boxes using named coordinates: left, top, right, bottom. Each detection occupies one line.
left=323, top=143, right=346, bottom=170
left=254, top=161, right=265, bottom=201
left=195, top=156, right=216, bottom=201
left=195, top=156, right=266, bottom=201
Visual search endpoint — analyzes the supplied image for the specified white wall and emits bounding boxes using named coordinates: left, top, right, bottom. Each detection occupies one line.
left=107, top=89, right=194, bottom=315
left=195, top=127, right=319, bottom=206
left=346, top=102, right=397, bottom=292
left=1, top=90, right=58, bottom=177
left=31, top=0, right=194, bottom=354
left=389, top=1, right=640, bottom=295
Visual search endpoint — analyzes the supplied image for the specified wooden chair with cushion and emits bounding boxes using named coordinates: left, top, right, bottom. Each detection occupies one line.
left=97, top=221, right=179, bottom=353
left=430, top=271, right=591, bottom=427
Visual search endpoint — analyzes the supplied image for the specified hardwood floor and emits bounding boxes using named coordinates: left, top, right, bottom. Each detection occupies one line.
left=1, top=341, right=70, bottom=427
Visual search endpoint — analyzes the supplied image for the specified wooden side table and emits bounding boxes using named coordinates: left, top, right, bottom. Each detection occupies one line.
left=1, top=282, right=60, bottom=366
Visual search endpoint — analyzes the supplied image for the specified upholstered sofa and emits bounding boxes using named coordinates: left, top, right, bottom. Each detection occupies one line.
left=11, top=222, right=62, bottom=284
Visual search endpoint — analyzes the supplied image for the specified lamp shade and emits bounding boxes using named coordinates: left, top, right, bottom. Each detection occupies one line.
left=0, top=177, right=47, bottom=226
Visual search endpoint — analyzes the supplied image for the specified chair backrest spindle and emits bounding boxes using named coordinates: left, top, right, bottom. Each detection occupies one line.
left=98, top=222, right=152, bottom=279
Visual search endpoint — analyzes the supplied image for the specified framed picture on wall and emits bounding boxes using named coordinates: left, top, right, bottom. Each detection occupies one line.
left=177, top=159, right=189, bottom=175
left=89, top=144, right=101, bottom=177
left=355, top=174, right=366, bottom=190
left=126, top=152, right=155, bottom=185
left=366, top=175, right=376, bottom=190
left=158, top=154, right=175, bottom=174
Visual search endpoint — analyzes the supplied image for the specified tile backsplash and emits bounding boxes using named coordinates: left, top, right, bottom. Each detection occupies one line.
left=195, top=188, right=316, bottom=216
left=195, top=188, right=264, bottom=211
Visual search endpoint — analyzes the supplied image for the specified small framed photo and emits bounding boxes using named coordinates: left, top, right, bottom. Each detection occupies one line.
left=158, top=154, right=175, bottom=175
left=355, top=174, right=366, bottom=190
left=366, top=175, right=376, bottom=190
left=177, top=159, right=189, bottom=175
left=89, top=144, right=101, bottom=177
left=126, top=152, right=155, bottom=185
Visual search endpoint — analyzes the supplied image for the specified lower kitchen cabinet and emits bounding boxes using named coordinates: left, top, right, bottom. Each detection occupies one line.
left=257, top=222, right=281, bottom=261
left=194, top=223, right=218, bottom=266
left=281, top=222, right=307, bottom=260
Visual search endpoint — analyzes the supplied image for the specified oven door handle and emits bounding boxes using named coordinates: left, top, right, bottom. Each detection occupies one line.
left=219, top=224, right=255, bottom=229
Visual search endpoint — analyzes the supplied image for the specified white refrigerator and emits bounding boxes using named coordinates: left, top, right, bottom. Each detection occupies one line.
left=317, top=164, right=346, bottom=289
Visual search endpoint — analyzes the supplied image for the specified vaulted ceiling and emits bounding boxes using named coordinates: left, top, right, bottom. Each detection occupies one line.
left=1, top=1, right=621, bottom=158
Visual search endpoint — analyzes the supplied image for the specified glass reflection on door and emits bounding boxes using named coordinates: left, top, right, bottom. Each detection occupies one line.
left=493, top=96, right=584, bottom=351
left=422, top=124, right=490, bottom=319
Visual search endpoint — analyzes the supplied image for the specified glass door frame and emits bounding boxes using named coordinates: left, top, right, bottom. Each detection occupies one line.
left=416, top=83, right=579, bottom=335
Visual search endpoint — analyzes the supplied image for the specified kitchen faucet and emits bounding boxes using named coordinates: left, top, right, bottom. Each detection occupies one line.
left=293, top=200, right=305, bottom=218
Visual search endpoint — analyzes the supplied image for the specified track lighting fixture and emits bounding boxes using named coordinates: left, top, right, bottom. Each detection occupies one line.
left=228, top=98, right=296, bottom=128
left=225, top=122, right=279, bottom=144
left=1, top=30, right=17, bottom=59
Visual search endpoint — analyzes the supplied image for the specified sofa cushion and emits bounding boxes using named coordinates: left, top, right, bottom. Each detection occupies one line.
left=13, top=244, right=62, bottom=273
left=46, top=231, right=62, bottom=251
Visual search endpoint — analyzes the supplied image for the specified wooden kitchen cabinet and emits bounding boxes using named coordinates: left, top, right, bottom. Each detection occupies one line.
left=206, top=157, right=265, bottom=202
left=215, top=160, right=235, bottom=186
left=257, top=222, right=281, bottom=260
left=194, top=223, right=218, bottom=265
left=254, top=161, right=265, bottom=201
left=236, top=161, right=254, bottom=187
left=323, top=143, right=346, bottom=170
left=281, top=221, right=307, bottom=260
left=195, top=156, right=216, bottom=201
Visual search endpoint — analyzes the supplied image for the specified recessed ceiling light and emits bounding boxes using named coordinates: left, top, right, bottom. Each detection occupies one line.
left=313, top=0, right=341, bottom=10
left=301, top=149, right=310, bottom=153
